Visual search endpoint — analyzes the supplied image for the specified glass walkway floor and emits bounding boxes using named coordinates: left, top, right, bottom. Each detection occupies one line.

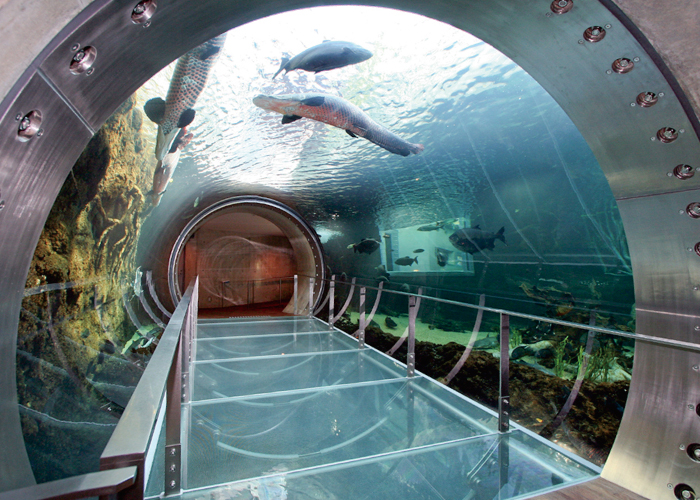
left=145, top=316, right=599, bottom=499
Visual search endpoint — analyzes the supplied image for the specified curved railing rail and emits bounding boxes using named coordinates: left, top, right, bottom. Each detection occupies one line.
left=99, top=276, right=199, bottom=499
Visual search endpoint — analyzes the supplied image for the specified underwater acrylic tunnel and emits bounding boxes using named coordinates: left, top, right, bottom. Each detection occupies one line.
left=1, top=0, right=700, bottom=499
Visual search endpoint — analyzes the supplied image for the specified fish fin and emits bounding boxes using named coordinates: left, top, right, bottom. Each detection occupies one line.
left=409, top=143, right=424, bottom=155
left=144, top=97, right=166, bottom=124
left=199, top=45, right=222, bottom=61
left=301, top=96, right=326, bottom=107
left=497, top=226, right=506, bottom=244
left=346, top=130, right=358, bottom=138
left=415, top=257, right=419, bottom=264
left=178, top=109, right=196, bottom=128
left=282, top=115, right=303, bottom=124
left=272, top=57, right=289, bottom=79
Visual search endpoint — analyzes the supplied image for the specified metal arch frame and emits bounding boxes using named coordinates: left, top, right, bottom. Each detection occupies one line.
left=166, top=195, right=326, bottom=311
left=0, top=0, right=698, bottom=497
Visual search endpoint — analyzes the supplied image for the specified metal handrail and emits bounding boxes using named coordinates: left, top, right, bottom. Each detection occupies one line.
left=99, top=276, right=199, bottom=499
left=0, top=466, right=137, bottom=500
left=312, top=274, right=700, bottom=354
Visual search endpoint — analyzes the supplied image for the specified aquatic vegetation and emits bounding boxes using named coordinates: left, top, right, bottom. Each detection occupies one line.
left=585, top=341, right=617, bottom=383
left=553, top=336, right=569, bottom=378
left=509, top=328, right=523, bottom=349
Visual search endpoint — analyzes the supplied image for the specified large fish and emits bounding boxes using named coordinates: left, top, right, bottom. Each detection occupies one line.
left=449, top=225, right=506, bottom=254
left=144, top=33, right=226, bottom=161
left=253, top=93, right=424, bottom=156
left=273, top=41, right=373, bottom=79
left=149, top=128, right=193, bottom=206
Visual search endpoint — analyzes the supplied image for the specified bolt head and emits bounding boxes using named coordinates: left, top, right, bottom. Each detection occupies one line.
left=688, top=404, right=695, bottom=410
left=578, top=39, right=584, bottom=44
left=71, top=43, right=80, bottom=51
left=633, top=57, right=640, bottom=62
left=606, top=69, right=612, bottom=75
left=605, top=24, right=612, bottom=29
left=143, top=20, right=152, bottom=28
left=680, top=444, right=686, bottom=450
left=169, top=480, right=176, bottom=488
left=14, top=113, right=21, bottom=121
left=692, top=364, right=699, bottom=370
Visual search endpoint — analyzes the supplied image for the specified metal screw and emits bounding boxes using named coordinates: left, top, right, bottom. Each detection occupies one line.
left=36, top=129, right=43, bottom=138
left=689, top=404, right=695, bottom=410
left=0, top=201, right=5, bottom=211
left=169, top=464, right=176, bottom=471
left=14, top=113, right=21, bottom=121
left=680, top=444, right=686, bottom=450
left=545, top=12, right=552, bottom=17
left=651, top=136, right=656, bottom=141
left=681, top=129, right=686, bottom=134
left=86, top=68, right=94, bottom=76
left=693, top=286, right=698, bottom=291
left=578, top=39, right=584, bottom=44
left=606, top=69, right=612, bottom=75
left=71, top=43, right=80, bottom=51
left=72, top=50, right=86, bottom=63
left=169, top=480, right=176, bottom=488
left=682, top=491, right=692, bottom=499
left=680, top=210, right=685, bottom=215
left=669, top=484, right=675, bottom=489
left=633, top=57, right=640, bottom=62
left=693, top=364, right=699, bottom=370
left=620, top=59, right=629, bottom=67
left=688, top=248, right=693, bottom=252
left=133, top=3, right=146, bottom=14
left=143, top=20, right=151, bottom=28
left=668, top=172, right=673, bottom=177
left=659, top=92, right=665, bottom=97
left=605, top=24, right=612, bottom=29
left=694, top=448, right=700, bottom=458
left=630, top=102, right=636, bottom=107
left=170, top=448, right=176, bottom=455
left=18, top=116, right=30, bottom=131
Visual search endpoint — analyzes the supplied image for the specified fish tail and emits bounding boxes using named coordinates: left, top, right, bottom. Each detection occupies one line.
left=496, top=226, right=506, bottom=244
left=272, top=57, right=290, bottom=79
left=415, top=256, right=419, bottom=264
left=409, top=143, right=424, bottom=155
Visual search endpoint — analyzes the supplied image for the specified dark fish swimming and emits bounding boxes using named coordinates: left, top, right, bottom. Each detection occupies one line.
left=348, top=238, right=380, bottom=254
left=435, top=247, right=452, bottom=267
left=395, top=256, right=418, bottom=266
left=413, top=249, right=424, bottom=253
left=144, top=33, right=226, bottom=160
left=449, top=225, right=506, bottom=254
left=417, top=223, right=442, bottom=232
left=252, top=93, right=424, bottom=156
left=273, top=41, right=373, bottom=79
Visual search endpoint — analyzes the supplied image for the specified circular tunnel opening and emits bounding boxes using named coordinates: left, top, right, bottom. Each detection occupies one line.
left=168, top=196, right=325, bottom=315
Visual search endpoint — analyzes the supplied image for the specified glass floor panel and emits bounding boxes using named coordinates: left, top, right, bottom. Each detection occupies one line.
left=198, top=317, right=330, bottom=338
left=180, top=430, right=598, bottom=500
left=192, top=349, right=407, bottom=400
left=144, top=317, right=599, bottom=499
left=185, top=378, right=498, bottom=488
left=195, top=330, right=357, bottom=360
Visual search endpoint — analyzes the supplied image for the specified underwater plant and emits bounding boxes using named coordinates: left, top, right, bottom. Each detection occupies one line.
left=553, top=336, right=569, bottom=378
left=585, top=341, right=617, bottom=382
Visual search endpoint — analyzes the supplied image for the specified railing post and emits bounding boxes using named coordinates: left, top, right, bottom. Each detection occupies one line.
left=293, top=275, right=298, bottom=314
left=358, top=287, right=366, bottom=349
left=499, top=312, right=510, bottom=433
left=328, top=276, right=335, bottom=330
left=308, top=277, right=314, bottom=317
left=407, top=295, right=417, bottom=377
left=164, top=335, right=182, bottom=497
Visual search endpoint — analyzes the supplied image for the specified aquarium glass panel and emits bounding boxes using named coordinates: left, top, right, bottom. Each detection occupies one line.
left=18, top=4, right=633, bottom=485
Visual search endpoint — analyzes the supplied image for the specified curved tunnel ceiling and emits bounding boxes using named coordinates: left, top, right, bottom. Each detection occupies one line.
left=1, top=0, right=699, bottom=497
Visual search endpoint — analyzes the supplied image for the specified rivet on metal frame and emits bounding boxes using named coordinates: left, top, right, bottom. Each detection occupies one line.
left=583, top=26, right=606, bottom=42
left=674, top=164, right=695, bottom=180
left=657, top=127, right=678, bottom=143
left=687, top=203, right=700, bottom=218
left=673, top=484, right=696, bottom=500
left=16, top=110, right=42, bottom=142
left=550, top=0, right=573, bottom=14
left=687, top=443, right=700, bottom=463
left=131, top=0, right=157, bottom=25
left=694, top=243, right=700, bottom=257
left=69, top=46, right=97, bottom=75
left=636, top=92, right=658, bottom=107
left=612, top=57, right=634, bottom=74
